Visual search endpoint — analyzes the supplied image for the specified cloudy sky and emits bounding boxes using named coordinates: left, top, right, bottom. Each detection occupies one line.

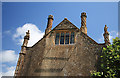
left=1, top=2, right=119, bottom=77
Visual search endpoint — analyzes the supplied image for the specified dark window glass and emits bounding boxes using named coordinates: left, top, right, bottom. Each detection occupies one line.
left=65, top=33, right=69, bottom=44
left=70, top=32, right=74, bottom=44
left=55, top=33, right=60, bottom=44
left=60, top=33, right=64, bottom=44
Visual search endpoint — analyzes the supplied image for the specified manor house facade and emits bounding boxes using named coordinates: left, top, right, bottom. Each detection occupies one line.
left=14, top=12, right=110, bottom=76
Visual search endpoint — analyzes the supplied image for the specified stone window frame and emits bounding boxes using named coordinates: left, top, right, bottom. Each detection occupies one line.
left=55, top=31, right=75, bottom=45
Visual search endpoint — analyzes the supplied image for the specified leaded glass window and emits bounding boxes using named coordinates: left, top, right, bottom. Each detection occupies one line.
left=55, top=33, right=60, bottom=44
left=60, top=33, right=64, bottom=44
left=70, top=32, right=74, bottom=44
left=55, top=32, right=74, bottom=45
left=65, top=33, right=69, bottom=44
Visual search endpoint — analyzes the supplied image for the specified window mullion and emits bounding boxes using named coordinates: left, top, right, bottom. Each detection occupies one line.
left=59, top=32, right=61, bottom=45
left=64, top=32, right=66, bottom=45
left=69, top=32, right=71, bottom=44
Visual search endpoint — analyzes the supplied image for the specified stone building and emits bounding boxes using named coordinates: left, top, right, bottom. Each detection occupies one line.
left=14, top=12, right=110, bottom=76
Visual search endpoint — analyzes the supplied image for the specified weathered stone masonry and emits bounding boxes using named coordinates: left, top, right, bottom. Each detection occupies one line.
left=14, top=12, right=110, bottom=76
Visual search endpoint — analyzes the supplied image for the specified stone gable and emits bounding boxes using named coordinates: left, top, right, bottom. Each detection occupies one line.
left=53, top=18, right=79, bottom=30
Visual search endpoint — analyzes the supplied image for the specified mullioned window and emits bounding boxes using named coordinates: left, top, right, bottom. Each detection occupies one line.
left=55, top=32, right=74, bottom=45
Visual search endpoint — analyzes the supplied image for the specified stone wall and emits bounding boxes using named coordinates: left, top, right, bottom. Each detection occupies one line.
left=20, top=30, right=104, bottom=76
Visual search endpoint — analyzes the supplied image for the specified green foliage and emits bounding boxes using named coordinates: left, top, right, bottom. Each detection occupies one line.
left=91, top=37, right=120, bottom=78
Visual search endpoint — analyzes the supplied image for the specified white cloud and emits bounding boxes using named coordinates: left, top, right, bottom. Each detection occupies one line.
left=0, top=72, right=2, bottom=78
left=0, top=23, right=44, bottom=77
left=98, top=30, right=118, bottom=43
left=1, top=66, right=16, bottom=77
left=0, top=50, right=18, bottom=77
left=13, top=23, right=44, bottom=47
left=0, top=50, right=18, bottom=63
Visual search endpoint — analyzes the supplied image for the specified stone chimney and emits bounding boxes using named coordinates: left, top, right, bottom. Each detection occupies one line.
left=80, top=12, right=87, bottom=34
left=103, top=25, right=110, bottom=45
left=45, top=15, right=54, bottom=35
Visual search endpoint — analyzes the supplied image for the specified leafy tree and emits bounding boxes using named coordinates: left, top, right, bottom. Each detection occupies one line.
left=91, top=37, right=120, bottom=78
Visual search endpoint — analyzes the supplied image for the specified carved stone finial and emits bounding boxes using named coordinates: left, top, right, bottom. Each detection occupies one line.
left=103, top=25, right=110, bottom=45
left=104, top=25, right=108, bottom=33
left=15, top=31, right=30, bottom=76
left=25, top=30, right=30, bottom=40
left=22, top=30, right=30, bottom=47
left=64, top=18, right=67, bottom=20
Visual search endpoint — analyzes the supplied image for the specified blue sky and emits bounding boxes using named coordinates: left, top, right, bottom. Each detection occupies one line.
left=1, top=2, right=118, bottom=76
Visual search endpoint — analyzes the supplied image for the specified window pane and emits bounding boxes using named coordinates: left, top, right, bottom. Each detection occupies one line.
left=65, top=33, right=69, bottom=44
left=55, top=33, right=59, bottom=44
left=70, top=32, right=74, bottom=44
left=60, top=33, right=64, bottom=44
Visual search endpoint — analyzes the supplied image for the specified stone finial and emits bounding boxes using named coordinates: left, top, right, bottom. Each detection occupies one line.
left=45, top=15, right=54, bottom=35
left=22, top=30, right=30, bottom=47
left=104, top=25, right=108, bottom=33
left=15, top=30, right=30, bottom=76
left=25, top=30, right=30, bottom=39
left=64, top=18, right=67, bottom=20
left=80, top=12, right=87, bottom=34
left=103, top=25, right=110, bottom=45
